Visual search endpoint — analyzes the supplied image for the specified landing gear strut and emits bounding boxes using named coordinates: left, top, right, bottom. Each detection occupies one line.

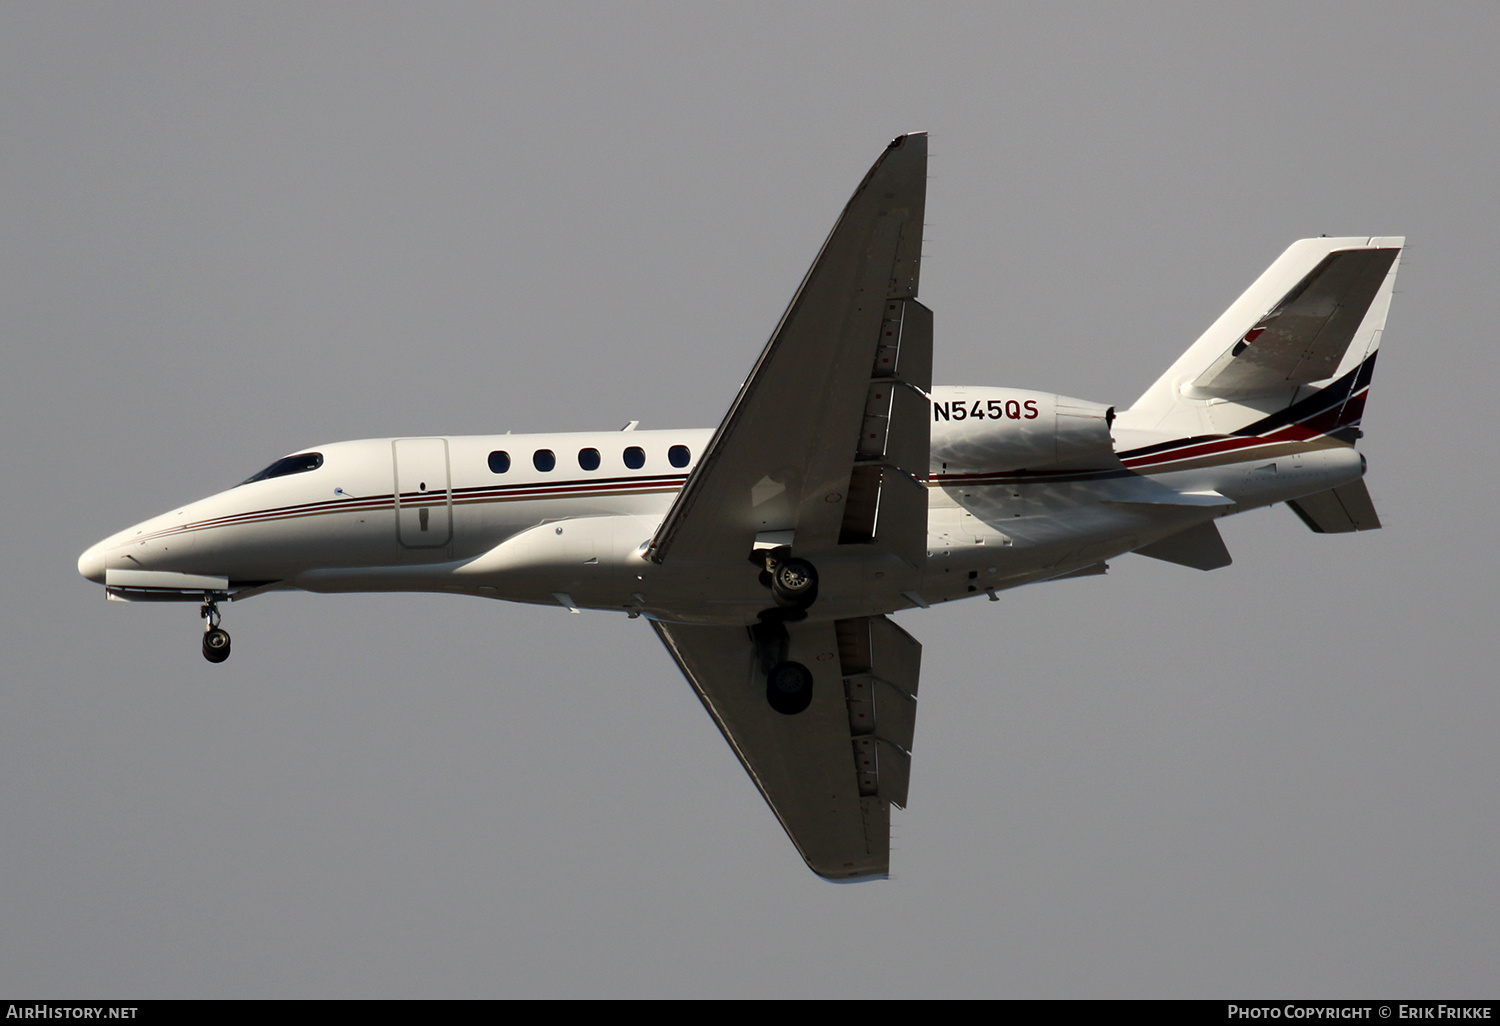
left=200, top=596, right=231, bottom=663
left=748, top=547, right=819, bottom=714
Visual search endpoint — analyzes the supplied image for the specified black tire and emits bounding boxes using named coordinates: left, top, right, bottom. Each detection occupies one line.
left=771, top=558, right=818, bottom=609
left=202, top=628, right=232, bottom=664
left=766, top=660, right=814, bottom=715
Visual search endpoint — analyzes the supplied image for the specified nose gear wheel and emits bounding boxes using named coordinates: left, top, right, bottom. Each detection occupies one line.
left=199, top=596, right=231, bottom=663
left=202, top=627, right=231, bottom=663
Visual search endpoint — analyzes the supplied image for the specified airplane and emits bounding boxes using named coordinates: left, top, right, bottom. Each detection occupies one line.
left=77, top=133, right=1402, bottom=881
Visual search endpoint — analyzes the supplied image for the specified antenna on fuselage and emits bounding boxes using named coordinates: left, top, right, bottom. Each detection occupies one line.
left=621, top=421, right=639, bottom=431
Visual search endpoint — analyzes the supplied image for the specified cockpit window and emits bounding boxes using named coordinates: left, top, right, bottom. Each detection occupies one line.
left=239, top=452, right=324, bottom=485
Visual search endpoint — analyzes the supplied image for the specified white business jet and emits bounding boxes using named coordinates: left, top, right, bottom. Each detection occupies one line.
left=78, top=134, right=1402, bottom=880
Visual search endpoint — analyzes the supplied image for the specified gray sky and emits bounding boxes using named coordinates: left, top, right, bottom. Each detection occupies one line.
left=4, top=2, right=1498, bottom=998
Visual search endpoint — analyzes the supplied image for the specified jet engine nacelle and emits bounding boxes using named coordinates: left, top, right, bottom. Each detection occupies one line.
left=930, top=387, right=1120, bottom=474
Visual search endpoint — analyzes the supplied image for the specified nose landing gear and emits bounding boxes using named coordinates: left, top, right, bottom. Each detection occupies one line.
left=200, top=597, right=231, bottom=663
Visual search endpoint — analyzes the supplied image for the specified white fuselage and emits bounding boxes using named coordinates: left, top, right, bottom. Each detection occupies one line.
left=78, top=387, right=1366, bottom=626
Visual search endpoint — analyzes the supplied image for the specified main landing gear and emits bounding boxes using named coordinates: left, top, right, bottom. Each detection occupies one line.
left=200, top=596, right=231, bottom=663
left=751, top=547, right=820, bottom=714
left=765, top=658, right=814, bottom=716
left=752, top=613, right=815, bottom=716
left=757, top=547, right=819, bottom=610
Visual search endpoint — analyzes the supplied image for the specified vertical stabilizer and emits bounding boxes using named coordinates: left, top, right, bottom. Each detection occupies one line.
left=1118, top=237, right=1403, bottom=441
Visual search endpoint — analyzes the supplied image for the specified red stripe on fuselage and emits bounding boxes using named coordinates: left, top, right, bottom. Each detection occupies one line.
left=129, top=475, right=690, bottom=544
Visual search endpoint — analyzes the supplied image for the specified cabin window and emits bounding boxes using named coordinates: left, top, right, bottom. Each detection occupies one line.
left=578, top=447, right=601, bottom=471
left=668, top=444, right=690, bottom=468
left=488, top=450, right=511, bottom=474
left=533, top=449, right=556, bottom=472
left=239, top=452, right=324, bottom=485
left=623, top=446, right=645, bottom=470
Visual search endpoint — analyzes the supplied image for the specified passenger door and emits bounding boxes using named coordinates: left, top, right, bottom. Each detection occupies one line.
left=392, top=438, right=452, bottom=548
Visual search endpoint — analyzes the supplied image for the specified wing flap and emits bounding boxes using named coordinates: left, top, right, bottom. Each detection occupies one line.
left=873, top=296, right=933, bottom=387
left=844, top=298, right=932, bottom=565
left=854, top=736, right=913, bottom=810
left=844, top=674, right=918, bottom=754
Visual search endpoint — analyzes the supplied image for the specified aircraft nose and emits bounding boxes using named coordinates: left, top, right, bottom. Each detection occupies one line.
left=77, top=541, right=108, bottom=584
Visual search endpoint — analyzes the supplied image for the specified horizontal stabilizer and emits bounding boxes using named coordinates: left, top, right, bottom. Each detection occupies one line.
left=1134, top=520, right=1232, bottom=571
left=1287, top=480, right=1381, bottom=533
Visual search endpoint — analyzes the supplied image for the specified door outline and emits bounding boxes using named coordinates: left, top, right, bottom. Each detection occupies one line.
left=392, top=438, right=453, bottom=548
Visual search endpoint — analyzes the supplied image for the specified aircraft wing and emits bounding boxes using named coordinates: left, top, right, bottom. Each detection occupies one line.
left=653, top=614, right=920, bottom=880
left=645, top=136, right=931, bottom=878
left=647, top=133, right=931, bottom=569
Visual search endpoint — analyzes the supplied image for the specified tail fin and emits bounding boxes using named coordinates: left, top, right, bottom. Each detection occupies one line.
left=1121, top=237, right=1404, bottom=439
left=1116, top=237, right=1403, bottom=536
